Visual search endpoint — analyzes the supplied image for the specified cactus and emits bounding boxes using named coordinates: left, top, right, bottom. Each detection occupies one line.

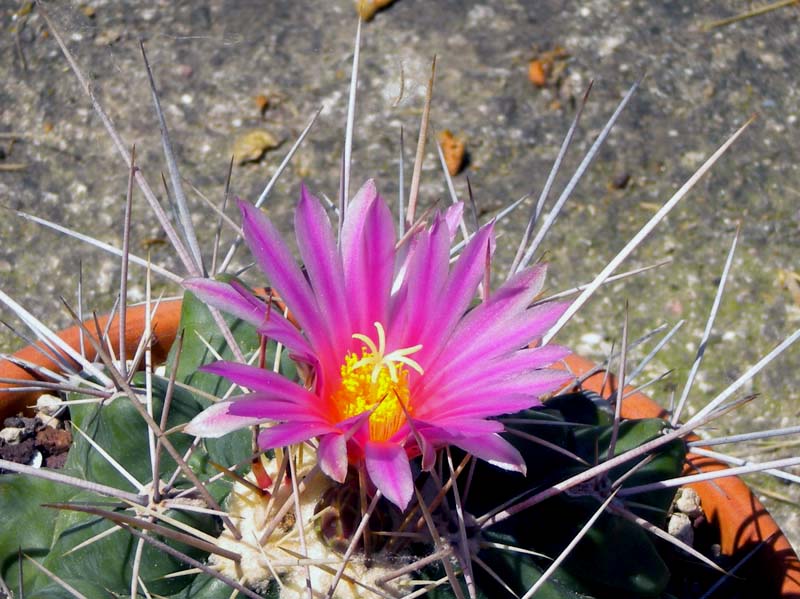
left=1, top=6, right=798, bottom=599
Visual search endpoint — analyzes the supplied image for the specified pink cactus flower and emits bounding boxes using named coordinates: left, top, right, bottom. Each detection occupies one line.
left=184, top=180, right=572, bottom=509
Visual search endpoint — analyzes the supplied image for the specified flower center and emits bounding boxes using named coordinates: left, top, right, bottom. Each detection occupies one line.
left=330, top=322, right=423, bottom=442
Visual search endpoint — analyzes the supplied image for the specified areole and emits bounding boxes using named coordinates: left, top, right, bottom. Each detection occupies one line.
left=1, top=298, right=798, bottom=596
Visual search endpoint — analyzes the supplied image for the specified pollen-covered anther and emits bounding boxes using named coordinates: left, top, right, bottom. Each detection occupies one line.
left=332, top=322, right=424, bottom=441
left=351, top=322, right=424, bottom=382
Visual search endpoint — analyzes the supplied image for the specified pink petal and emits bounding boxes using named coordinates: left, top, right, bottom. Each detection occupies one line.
left=421, top=302, right=570, bottom=395
left=428, top=370, right=574, bottom=419
left=391, top=215, right=450, bottom=348
left=200, top=361, right=318, bottom=406
left=257, top=421, right=334, bottom=450
left=184, top=401, right=262, bottom=438
left=444, top=203, right=465, bottom=240
left=425, top=345, right=572, bottom=403
left=183, top=277, right=312, bottom=359
left=230, top=281, right=313, bottom=358
left=295, top=186, right=351, bottom=350
left=318, top=433, right=348, bottom=483
left=417, top=223, right=494, bottom=364
left=365, top=441, right=414, bottom=510
left=226, top=396, right=327, bottom=421
left=418, top=265, right=550, bottom=381
left=428, top=418, right=505, bottom=436
left=239, top=200, right=332, bottom=362
left=346, top=192, right=396, bottom=335
left=341, top=179, right=378, bottom=280
left=454, top=433, right=527, bottom=475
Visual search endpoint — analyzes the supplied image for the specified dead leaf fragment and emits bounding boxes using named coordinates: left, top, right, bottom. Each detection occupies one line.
left=232, top=130, right=280, bottom=164
left=94, top=28, right=122, bottom=46
left=255, top=94, right=270, bottom=115
left=356, top=0, right=397, bottom=20
left=528, top=60, right=548, bottom=87
left=438, top=129, right=465, bottom=176
left=528, top=46, right=570, bottom=88
left=778, top=269, right=800, bottom=306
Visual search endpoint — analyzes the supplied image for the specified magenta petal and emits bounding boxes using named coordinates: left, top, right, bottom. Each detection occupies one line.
left=346, top=192, right=396, bottom=334
left=418, top=223, right=494, bottom=363
left=430, top=418, right=505, bottom=436
left=422, top=301, right=570, bottom=394
left=226, top=396, right=327, bottom=421
left=425, top=345, right=571, bottom=402
left=318, top=433, right=348, bottom=483
left=341, top=179, right=378, bottom=280
left=184, top=401, right=262, bottom=438
left=257, top=421, right=333, bottom=450
left=238, top=200, right=331, bottom=360
left=393, top=215, right=450, bottom=348
left=183, top=278, right=263, bottom=325
left=454, top=433, right=526, bottom=475
left=295, top=186, right=351, bottom=349
left=182, top=279, right=313, bottom=358
left=429, top=371, right=575, bottom=420
left=434, top=365, right=574, bottom=409
left=365, top=441, right=413, bottom=510
left=200, top=362, right=318, bottom=405
left=444, top=202, right=464, bottom=240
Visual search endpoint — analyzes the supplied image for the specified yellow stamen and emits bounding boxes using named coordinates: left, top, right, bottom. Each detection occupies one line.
left=330, top=322, right=423, bottom=442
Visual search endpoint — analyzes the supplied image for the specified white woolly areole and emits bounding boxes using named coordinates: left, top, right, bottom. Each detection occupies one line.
left=211, top=448, right=412, bottom=598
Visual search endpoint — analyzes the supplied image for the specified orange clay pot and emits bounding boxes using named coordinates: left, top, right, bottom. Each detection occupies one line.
left=561, top=353, right=800, bottom=598
left=1, top=302, right=798, bottom=596
left=0, top=299, right=182, bottom=418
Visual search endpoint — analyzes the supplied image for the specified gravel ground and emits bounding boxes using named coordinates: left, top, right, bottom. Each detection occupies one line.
left=1, top=0, right=799, bottom=546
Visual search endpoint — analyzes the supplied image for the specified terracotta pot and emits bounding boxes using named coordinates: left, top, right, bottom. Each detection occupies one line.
left=0, top=299, right=182, bottom=418
left=1, top=302, right=798, bottom=596
left=563, top=353, right=800, bottom=598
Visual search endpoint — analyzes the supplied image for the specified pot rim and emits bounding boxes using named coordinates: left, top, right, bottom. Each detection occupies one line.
left=561, top=353, right=800, bottom=598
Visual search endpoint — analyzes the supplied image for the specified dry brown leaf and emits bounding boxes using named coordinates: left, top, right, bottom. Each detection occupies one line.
left=528, top=46, right=570, bottom=88
left=232, top=129, right=280, bottom=164
left=438, top=129, right=465, bottom=176
left=254, top=94, right=270, bottom=115
left=528, top=60, right=548, bottom=87
left=356, top=0, right=397, bottom=20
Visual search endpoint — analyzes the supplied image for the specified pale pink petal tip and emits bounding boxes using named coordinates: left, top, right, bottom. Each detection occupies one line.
left=365, top=441, right=414, bottom=510
left=184, top=401, right=263, bottom=438
left=456, top=433, right=527, bottom=476
left=318, top=433, right=348, bottom=483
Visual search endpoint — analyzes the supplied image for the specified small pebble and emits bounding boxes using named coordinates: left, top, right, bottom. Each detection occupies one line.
left=36, top=394, right=63, bottom=416
left=94, top=28, right=122, bottom=46
left=611, top=172, right=631, bottom=190
left=675, top=487, right=703, bottom=518
left=36, top=412, right=60, bottom=429
left=0, top=427, right=23, bottom=445
left=668, top=512, right=694, bottom=546
left=28, top=450, right=43, bottom=468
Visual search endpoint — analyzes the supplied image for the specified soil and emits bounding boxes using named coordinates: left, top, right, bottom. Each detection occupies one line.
left=0, top=415, right=72, bottom=472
